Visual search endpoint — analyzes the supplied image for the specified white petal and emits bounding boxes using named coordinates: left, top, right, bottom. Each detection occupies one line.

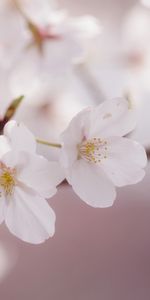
left=101, top=137, right=147, bottom=187
left=59, top=145, right=78, bottom=170
left=17, top=152, right=64, bottom=198
left=60, top=108, right=91, bottom=168
left=61, top=107, right=91, bottom=145
left=1, top=151, right=64, bottom=198
left=69, top=160, right=116, bottom=207
left=70, top=15, right=101, bottom=39
left=0, top=136, right=11, bottom=158
left=0, top=192, right=6, bottom=224
left=5, top=186, right=56, bottom=244
left=88, top=98, right=137, bottom=138
left=1, top=150, right=21, bottom=169
left=4, top=120, right=36, bottom=153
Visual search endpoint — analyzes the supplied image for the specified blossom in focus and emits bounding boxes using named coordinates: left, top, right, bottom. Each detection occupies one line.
left=0, top=120, right=64, bottom=244
left=60, top=98, right=147, bottom=207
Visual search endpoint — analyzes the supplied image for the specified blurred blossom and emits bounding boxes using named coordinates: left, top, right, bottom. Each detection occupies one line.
left=140, top=0, right=150, bottom=8
left=119, top=4, right=150, bottom=147
left=81, top=3, right=150, bottom=149
left=0, top=0, right=150, bottom=157
left=0, top=68, right=17, bottom=120
left=0, top=1, right=26, bottom=68
left=0, top=0, right=102, bottom=160
left=0, top=0, right=102, bottom=99
left=122, top=5, right=150, bottom=63
left=16, top=0, right=57, bottom=22
left=10, top=11, right=101, bottom=98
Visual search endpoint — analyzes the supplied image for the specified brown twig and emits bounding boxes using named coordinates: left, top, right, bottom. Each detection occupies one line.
left=146, top=148, right=150, bottom=160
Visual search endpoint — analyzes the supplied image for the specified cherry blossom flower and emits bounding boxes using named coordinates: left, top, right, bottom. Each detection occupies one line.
left=10, top=6, right=101, bottom=97
left=0, top=0, right=102, bottom=131
left=0, top=120, right=64, bottom=243
left=60, top=98, right=147, bottom=208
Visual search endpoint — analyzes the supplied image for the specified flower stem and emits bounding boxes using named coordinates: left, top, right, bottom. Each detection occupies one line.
left=36, top=139, right=62, bottom=149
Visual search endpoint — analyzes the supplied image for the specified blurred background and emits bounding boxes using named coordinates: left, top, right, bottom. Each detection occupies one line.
left=0, top=0, right=150, bottom=299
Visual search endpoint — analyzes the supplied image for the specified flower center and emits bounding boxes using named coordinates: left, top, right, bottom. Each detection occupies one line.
left=0, top=165, right=16, bottom=196
left=27, top=21, right=61, bottom=51
left=79, top=138, right=108, bottom=164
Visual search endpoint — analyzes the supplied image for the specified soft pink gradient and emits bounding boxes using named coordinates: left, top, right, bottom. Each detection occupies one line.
left=0, top=162, right=150, bottom=300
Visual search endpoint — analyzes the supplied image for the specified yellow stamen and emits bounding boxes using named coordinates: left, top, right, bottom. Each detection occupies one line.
left=79, top=138, right=108, bottom=164
left=0, top=167, right=16, bottom=196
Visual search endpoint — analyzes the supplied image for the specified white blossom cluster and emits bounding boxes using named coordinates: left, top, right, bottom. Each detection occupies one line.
left=0, top=0, right=147, bottom=244
left=0, top=98, right=147, bottom=244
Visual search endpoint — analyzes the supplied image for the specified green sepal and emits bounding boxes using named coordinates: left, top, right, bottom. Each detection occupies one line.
left=0, top=95, right=24, bottom=133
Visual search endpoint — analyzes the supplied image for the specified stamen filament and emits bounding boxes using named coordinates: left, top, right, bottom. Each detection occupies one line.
left=36, top=139, right=62, bottom=149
